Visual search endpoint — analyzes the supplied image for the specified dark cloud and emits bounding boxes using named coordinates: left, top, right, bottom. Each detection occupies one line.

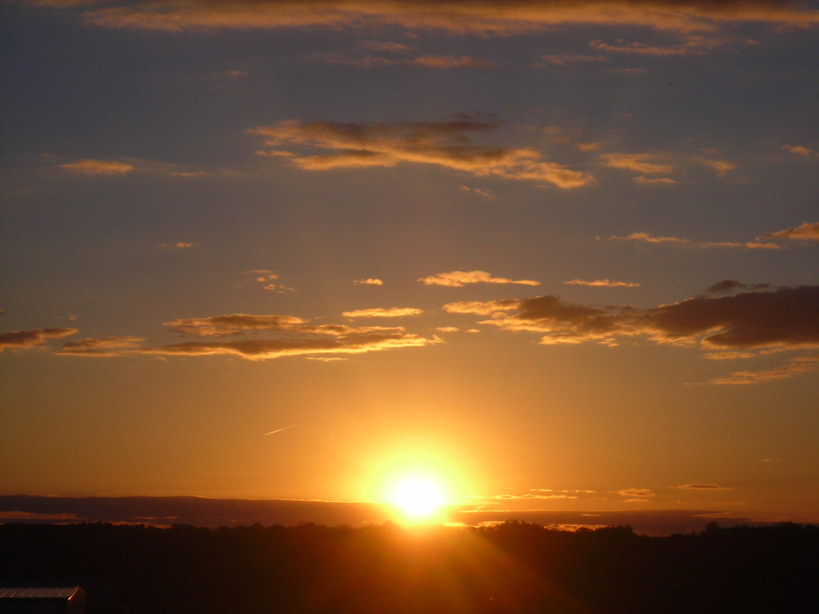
left=704, top=280, right=771, bottom=294
left=448, top=285, right=819, bottom=355
left=250, top=118, right=594, bottom=189
left=58, top=336, right=147, bottom=356
left=0, top=328, right=78, bottom=351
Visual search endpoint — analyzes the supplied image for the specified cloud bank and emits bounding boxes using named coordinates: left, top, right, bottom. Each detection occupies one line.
left=43, top=1, right=819, bottom=35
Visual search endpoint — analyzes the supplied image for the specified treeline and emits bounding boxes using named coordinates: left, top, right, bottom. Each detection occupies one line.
left=1, top=521, right=817, bottom=613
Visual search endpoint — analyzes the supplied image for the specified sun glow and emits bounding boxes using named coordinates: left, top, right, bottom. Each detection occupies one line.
left=387, top=474, right=449, bottom=522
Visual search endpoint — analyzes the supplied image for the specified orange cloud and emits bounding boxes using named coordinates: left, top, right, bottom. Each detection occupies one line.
left=673, top=484, right=730, bottom=490
left=63, top=1, right=819, bottom=34
left=250, top=117, right=594, bottom=189
left=353, top=278, right=384, bottom=286
left=706, top=354, right=819, bottom=385
left=782, top=144, right=814, bottom=156
left=761, top=221, right=819, bottom=241
left=59, top=336, right=147, bottom=356
left=607, top=231, right=781, bottom=249
left=632, top=176, right=677, bottom=185
left=160, top=241, right=200, bottom=248
left=617, top=488, right=655, bottom=498
left=0, top=327, right=78, bottom=351
left=419, top=270, right=540, bottom=287
left=535, top=54, right=607, bottom=67
left=563, top=279, right=640, bottom=288
left=601, top=153, right=674, bottom=175
left=147, top=330, right=437, bottom=361
left=59, top=158, right=135, bottom=175
left=700, top=159, right=737, bottom=176
left=342, top=307, right=423, bottom=318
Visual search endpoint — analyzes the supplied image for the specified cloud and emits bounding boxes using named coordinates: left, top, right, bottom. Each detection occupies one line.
left=443, top=300, right=519, bottom=315
left=250, top=117, right=594, bottom=189
left=310, top=52, right=494, bottom=69
left=58, top=336, right=147, bottom=356
left=704, top=280, right=770, bottom=294
left=342, top=307, right=423, bottom=318
left=353, top=278, right=384, bottom=286
left=535, top=54, right=607, bottom=67
left=160, top=241, right=200, bottom=249
left=673, top=484, right=730, bottom=490
left=419, top=270, right=540, bottom=287
left=0, top=327, right=78, bottom=351
left=452, top=285, right=819, bottom=352
left=607, top=231, right=782, bottom=249
left=458, top=185, right=494, bottom=198
left=589, top=33, right=743, bottom=56
left=644, top=286, right=819, bottom=349
left=563, top=279, right=640, bottom=288
left=244, top=270, right=295, bottom=293
left=601, top=153, right=674, bottom=174
left=59, top=158, right=135, bottom=175
left=617, top=488, right=655, bottom=498
left=700, top=159, right=737, bottom=176
left=632, top=176, right=678, bottom=185
left=782, top=144, right=815, bottom=156
left=147, top=330, right=437, bottom=361
left=706, top=354, right=819, bottom=385
left=165, top=314, right=312, bottom=336
left=54, top=1, right=819, bottom=35
left=761, top=221, right=819, bottom=242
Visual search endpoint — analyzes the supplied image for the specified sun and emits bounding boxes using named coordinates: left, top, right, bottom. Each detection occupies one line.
left=386, top=474, right=450, bottom=523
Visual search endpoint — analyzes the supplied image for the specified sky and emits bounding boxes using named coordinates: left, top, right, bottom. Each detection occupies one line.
left=1, top=0, right=818, bottom=527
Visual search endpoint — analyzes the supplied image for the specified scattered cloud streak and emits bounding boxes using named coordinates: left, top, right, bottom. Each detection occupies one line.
left=706, top=354, right=819, bottom=385
left=563, top=279, right=640, bottom=288
left=761, top=221, right=819, bottom=242
left=0, top=328, right=78, bottom=351
left=342, top=307, right=423, bottom=319
left=607, top=231, right=781, bottom=250
left=59, top=158, right=135, bottom=175
left=58, top=336, right=147, bottom=357
left=46, top=1, right=819, bottom=35
left=419, top=270, right=540, bottom=288
left=250, top=117, right=594, bottom=189
left=353, top=278, right=384, bottom=286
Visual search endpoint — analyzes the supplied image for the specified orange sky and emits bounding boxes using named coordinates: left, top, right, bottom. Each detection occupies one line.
left=1, top=0, right=817, bottom=526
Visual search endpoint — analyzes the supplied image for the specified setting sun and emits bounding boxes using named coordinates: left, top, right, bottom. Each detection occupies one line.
left=386, top=474, right=450, bottom=523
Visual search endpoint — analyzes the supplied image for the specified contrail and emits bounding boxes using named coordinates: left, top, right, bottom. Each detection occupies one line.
left=264, top=423, right=303, bottom=436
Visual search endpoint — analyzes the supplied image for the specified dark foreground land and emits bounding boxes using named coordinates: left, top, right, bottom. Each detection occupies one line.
left=1, top=521, right=817, bottom=613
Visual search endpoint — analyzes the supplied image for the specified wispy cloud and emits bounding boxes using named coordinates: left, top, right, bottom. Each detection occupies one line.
left=534, top=54, right=607, bottom=67
left=244, top=270, right=295, bottom=293
left=250, top=117, right=594, bottom=189
left=419, top=270, right=540, bottom=288
left=160, top=241, right=200, bottom=249
left=782, top=144, right=815, bottom=156
left=147, top=331, right=437, bottom=361
left=54, top=1, right=819, bottom=35
left=59, top=158, right=135, bottom=175
left=342, top=307, right=423, bottom=319
left=607, top=231, right=781, bottom=249
left=761, top=221, right=819, bottom=242
left=0, top=327, right=78, bottom=351
left=699, top=159, right=737, bottom=176
left=58, top=336, right=147, bottom=357
left=601, top=153, right=674, bottom=175
left=673, top=484, right=730, bottom=491
left=563, top=279, right=640, bottom=288
left=353, top=278, right=384, bottom=286
left=706, top=354, right=819, bottom=385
